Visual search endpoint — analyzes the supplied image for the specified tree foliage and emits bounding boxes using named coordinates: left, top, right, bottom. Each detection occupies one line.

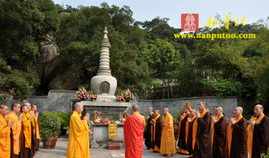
left=0, top=0, right=269, bottom=113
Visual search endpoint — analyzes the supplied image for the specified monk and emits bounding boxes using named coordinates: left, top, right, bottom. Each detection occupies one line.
left=20, top=103, right=33, bottom=158
left=124, top=105, right=145, bottom=158
left=81, top=111, right=90, bottom=158
left=67, top=102, right=89, bottom=158
left=144, top=106, right=154, bottom=150
left=31, top=104, right=40, bottom=151
left=193, top=101, right=213, bottom=158
left=0, top=104, right=12, bottom=158
left=178, top=102, right=193, bottom=155
left=185, top=109, right=198, bottom=155
left=226, top=106, right=247, bottom=158
left=152, top=109, right=162, bottom=152
left=6, top=103, right=22, bottom=158
left=160, top=107, right=176, bottom=157
left=250, top=104, right=269, bottom=158
left=212, top=106, right=227, bottom=158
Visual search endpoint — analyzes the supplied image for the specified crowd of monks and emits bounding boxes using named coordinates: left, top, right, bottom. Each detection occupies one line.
left=0, top=102, right=40, bottom=158
left=144, top=102, right=269, bottom=158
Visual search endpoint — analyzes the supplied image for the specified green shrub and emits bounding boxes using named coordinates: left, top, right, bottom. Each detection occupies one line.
left=54, top=112, right=70, bottom=135
left=262, top=149, right=269, bottom=158
left=40, top=112, right=61, bottom=140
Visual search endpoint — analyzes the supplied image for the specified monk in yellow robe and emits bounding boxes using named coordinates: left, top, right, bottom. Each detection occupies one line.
left=6, top=103, right=22, bottom=158
left=21, top=103, right=33, bottom=158
left=160, top=107, right=176, bottom=157
left=0, top=104, right=11, bottom=158
left=31, top=104, right=40, bottom=151
left=67, top=102, right=89, bottom=158
left=81, top=110, right=90, bottom=158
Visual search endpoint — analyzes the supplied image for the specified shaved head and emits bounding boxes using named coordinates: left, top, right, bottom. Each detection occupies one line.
left=131, top=104, right=139, bottom=112
left=233, top=106, right=243, bottom=117
left=199, top=101, right=207, bottom=113
left=163, top=107, right=169, bottom=114
left=215, top=106, right=224, bottom=116
left=254, top=104, right=264, bottom=116
left=74, top=102, right=83, bottom=113
left=255, top=104, right=264, bottom=110
left=0, top=104, right=9, bottom=115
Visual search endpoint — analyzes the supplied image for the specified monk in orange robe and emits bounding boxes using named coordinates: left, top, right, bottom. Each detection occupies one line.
left=67, top=102, right=89, bottom=158
left=6, top=103, right=22, bottom=158
left=124, top=105, right=145, bottom=158
left=0, top=104, right=12, bottom=158
left=160, top=107, right=176, bottom=157
left=20, top=103, right=33, bottom=158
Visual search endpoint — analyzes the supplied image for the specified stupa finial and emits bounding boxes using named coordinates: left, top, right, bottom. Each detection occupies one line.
left=102, top=26, right=111, bottom=48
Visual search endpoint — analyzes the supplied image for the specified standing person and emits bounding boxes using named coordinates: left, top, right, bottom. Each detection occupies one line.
left=6, top=103, right=22, bottom=158
left=144, top=106, right=154, bottom=150
left=0, top=104, right=12, bottom=158
left=20, top=103, right=33, bottom=158
left=250, top=104, right=269, bottom=158
left=226, top=106, right=247, bottom=158
left=160, top=107, right=176, bottom=157
left=212, top=106, right=227, bottom=158
left=152, top=109, right=162, bottom=153
left=66, top=102, right=89, bottom=158
left=185, top=109, right=198, bottom=155
left=81, top=111, right=90, bottom=158
left=124, top=105, right=145, bottom=158
left=177, top=103, right=192, bottom=155
left=31, top=104, right=40, bottom=152
left=193, top=101, right=213, bottom=158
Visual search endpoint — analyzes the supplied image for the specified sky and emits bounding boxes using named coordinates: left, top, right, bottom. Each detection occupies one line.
left=53, top=0, right=269, bottom=28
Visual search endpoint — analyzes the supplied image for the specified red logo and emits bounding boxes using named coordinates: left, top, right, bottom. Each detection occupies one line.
left=181, top=13, right=199, bottom=33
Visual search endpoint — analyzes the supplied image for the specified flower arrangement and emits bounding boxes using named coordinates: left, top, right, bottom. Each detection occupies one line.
left=75, top=87, right=96, bottom=101
left=116, top=96, right=126, bottom=102
left=116, top=89, right=134, bottom=102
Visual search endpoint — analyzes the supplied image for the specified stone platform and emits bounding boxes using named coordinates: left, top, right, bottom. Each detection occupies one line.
left=35, top=138, right=188, bottom=158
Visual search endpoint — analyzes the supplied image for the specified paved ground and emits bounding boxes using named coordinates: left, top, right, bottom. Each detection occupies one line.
left=35, top=138, right=188, bottom=158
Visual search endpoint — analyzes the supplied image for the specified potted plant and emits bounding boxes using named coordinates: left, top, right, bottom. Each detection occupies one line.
left=40, top=112, right=61, bottom=149
left=56, top=112, right=70, bottom=136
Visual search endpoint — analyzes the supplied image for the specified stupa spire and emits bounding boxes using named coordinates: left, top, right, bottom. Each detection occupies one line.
left=97, top=27, right=111, bottom=75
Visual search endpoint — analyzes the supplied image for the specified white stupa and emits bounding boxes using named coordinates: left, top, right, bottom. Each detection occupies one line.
left=90, top=27, right=117, bottom=102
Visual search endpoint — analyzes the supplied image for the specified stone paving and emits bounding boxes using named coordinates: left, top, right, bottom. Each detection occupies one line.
left=35, top=138, right=188, bottom=158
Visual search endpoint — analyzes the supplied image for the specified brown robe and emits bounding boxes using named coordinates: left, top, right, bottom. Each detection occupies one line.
left=227, top=117, right=247, bottom=158
left=213, top=116, right=227, bottom=158
left=144, top=113, right=154, bottom=149
left=252, top=116, right=269, bottom=158
left=185, top=117, right=197, bottom=154
left=193, top=112, right=213, bottom=158
left=153, top=114, right=162, bottom=151
left=177, top=116, right=188, bottom=151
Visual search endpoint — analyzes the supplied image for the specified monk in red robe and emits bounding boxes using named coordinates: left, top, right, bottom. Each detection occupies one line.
left=124, top=105, right=145, bottom=158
